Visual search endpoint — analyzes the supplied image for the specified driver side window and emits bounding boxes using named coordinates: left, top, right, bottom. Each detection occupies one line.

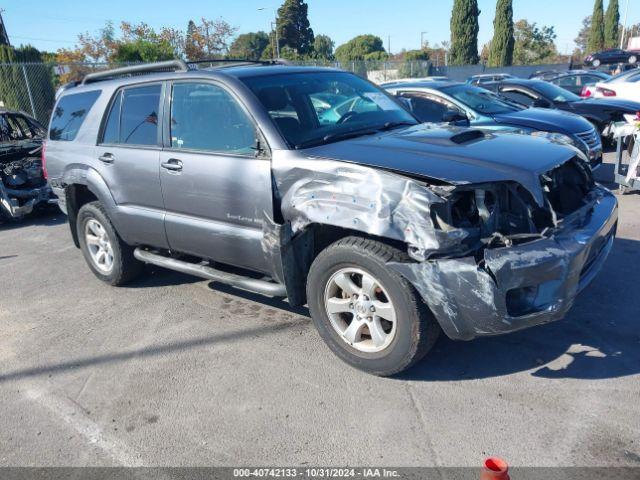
left=500, top=89, right=535, bottom=107
left=399, top=93, right=458, bottom=123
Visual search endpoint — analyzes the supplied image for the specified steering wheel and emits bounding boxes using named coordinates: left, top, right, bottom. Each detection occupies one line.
left=336, top=111, right=359, bottom=124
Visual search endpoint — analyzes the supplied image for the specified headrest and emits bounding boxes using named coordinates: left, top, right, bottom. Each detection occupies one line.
left=257, top=86, right=289, bottom=111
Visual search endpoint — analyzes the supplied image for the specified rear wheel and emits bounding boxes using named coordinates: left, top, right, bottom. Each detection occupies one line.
left=77, top=201, right=142, bottom=285
left=629, top=55, right=638, bottom=65
left=306, top=237, right=440, bottom=376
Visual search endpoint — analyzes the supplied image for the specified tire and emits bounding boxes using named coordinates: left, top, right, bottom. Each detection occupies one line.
left=592, top=59, right=601, bottom=67
left=306, top=236, right=440, bottom=376
left=629, top=55, right=638, bottom=65
left=76, top=201, right=142, bottom=286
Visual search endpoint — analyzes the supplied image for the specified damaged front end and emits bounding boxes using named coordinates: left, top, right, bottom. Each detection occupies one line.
left=0, top=149, right=52, bottom=219
left=0, top=113, right=52, bottom=220
left=390, top=157, right=618, bottom=340
left=273, top=150, right=617, bottom=341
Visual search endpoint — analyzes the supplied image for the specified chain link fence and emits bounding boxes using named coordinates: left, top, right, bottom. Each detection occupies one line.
left=0, top=60, right=570, bottom=126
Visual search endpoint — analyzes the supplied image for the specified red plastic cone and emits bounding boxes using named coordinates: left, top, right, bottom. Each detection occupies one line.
left=480, top=457, right=510, bottom=480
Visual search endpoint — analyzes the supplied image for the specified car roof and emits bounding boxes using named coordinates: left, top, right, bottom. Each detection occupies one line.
left=383, top=80, right=460, bottom=90
left=556, top=70, right=611, bottom=78
left=58, top=64, right=344, bottom=96
left=469, top=73, right=511, bottom=79
left=487, top=78, right=543, bottom=87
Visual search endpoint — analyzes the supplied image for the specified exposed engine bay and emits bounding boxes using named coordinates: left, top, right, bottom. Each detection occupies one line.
left=0, top=111, right=53, bottom=220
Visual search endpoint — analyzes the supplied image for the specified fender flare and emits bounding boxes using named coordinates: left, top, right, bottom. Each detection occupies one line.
left=61, top=165, right=123, bottom=245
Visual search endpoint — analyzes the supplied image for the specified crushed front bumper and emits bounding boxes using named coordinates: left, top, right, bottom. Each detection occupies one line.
left=391, top=187, right=618, bottom=341
left=0, top=182, right=54, bottom=218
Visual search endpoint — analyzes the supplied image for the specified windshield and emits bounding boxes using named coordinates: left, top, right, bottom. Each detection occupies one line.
left=242, top=71, right=417, bottom=149
left=441, top=84, right=522, bottom=114
left=531, top=81, right=581, bottom=102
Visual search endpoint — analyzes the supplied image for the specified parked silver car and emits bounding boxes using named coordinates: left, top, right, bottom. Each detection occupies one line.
left=45, top=61, right=617, bottom=376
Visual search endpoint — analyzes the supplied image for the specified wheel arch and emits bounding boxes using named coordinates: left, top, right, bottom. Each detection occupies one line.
left=62, top=166, right=119, bottom=248
left=279, top=222, right=411, bottom=307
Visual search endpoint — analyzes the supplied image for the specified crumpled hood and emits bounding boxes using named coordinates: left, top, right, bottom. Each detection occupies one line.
left=302, top=124, right=578, bottom=206
left=492, top=107, right=593, bottom=134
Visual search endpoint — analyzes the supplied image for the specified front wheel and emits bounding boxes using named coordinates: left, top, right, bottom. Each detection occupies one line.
left=592, top=59, right=601, bottom=67
left=629, top=55, right=638, bottom=65
left=306, top=237, right=440, bottom=376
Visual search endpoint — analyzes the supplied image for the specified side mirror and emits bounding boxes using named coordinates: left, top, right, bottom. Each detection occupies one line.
left=397, top=96, right=413, bottom=111
left=443, top=109, right=470, bottom=126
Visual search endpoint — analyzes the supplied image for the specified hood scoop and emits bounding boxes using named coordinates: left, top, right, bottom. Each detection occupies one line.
left=450, top=129, right=487, bottom=144
left=402, top=128, right=488, bottom=147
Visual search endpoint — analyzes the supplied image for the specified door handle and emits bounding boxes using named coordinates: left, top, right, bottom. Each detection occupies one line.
left=98, top=153, right=115, bottom=164
left=161, top=159, right=183, bottom=172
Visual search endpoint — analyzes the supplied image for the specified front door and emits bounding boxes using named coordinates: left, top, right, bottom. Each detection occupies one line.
left=159, top=80, right=273, bottom=274
left=94, top=82, right=168, bottom=248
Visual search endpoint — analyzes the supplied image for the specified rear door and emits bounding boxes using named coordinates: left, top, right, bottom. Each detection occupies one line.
left=159, top=80, right=273, bottom=274
left=94, top=83, right=168, bottom=248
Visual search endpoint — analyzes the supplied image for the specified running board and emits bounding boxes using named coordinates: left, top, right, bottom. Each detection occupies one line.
left=133, top=249, right=287, bottom=298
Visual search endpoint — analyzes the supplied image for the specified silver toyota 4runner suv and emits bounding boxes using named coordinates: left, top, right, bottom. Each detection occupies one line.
left=45, top=60, right=618, bottom=376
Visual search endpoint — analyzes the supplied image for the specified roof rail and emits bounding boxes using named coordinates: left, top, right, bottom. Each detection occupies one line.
left=81, top=59, right=189, bottom=85
left=187, top=58, right=293, bottom=68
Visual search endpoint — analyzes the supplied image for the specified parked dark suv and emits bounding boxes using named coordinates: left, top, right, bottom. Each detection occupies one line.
left=45, top=61, right=618, bottom=376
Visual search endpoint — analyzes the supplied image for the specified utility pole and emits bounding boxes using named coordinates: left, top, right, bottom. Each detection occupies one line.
left=388, top=36, right=391, bottom=55
left=620, top=0, right=630, bottom=49
left=259, top=7, right=280, bottom=59
left=420, top=31, right=428, bottom=50
left=0, top=9, right=11, bottom=46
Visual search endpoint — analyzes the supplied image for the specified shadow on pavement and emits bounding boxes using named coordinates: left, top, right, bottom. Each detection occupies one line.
left=0, top=318, right=308, bottom=384
left=0, top=208, right=65, bottom=230
left=402, top=237, right=640, bottom=382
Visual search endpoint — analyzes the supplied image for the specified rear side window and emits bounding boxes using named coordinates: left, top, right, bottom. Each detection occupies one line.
left=49, top=90, right=101, bottom=141
left=101, top=84, right=161, bottom=146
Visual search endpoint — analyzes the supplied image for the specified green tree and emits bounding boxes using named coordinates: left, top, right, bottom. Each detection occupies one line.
left=229, top=32, right=270, bottom=60
left=112, top=39, right=175, bottom=62
left=574, top=16, right=591, bottom=54
left=185, top=20, right=199, bottom=60
left=313, top=34, right=335, bottom=60
left=398, top=50, right=429, bottom=78
left=588, top=0, right=605, bottom=52
left=604, top=0, right=619, bottom=49
left=513, top=20, right=558, bottom=64
left=449, top=0, right=480, bottom=65
left=488, top=0, right=514, bottom=67
left=276, top=0, right=315, bottom=56
left=334, top=35, right=385, bottom=63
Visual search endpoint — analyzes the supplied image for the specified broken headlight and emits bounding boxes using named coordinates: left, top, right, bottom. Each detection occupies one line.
left=431, top=182, right=554, bottom=248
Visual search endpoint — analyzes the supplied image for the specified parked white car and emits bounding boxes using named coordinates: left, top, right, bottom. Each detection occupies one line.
left=592, top=68, right=640, bottom=101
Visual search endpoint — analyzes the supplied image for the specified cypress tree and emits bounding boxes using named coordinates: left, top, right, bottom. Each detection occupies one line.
left=276, top=0, right=315, bottom=55
left=488, top=0, right=514, bottom=67
left=588, top=0, right=605, bottom=53
left=184, top=20, right=199, bottom=60
left=449, top=0, right=480, bottom=65
left=604, top=0, right=620, bottom=49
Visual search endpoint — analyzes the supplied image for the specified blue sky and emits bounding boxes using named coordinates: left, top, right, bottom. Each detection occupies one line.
left=1, top=0, right=638, bottom=55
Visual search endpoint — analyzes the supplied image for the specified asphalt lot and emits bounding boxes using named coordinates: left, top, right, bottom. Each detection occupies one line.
left=1, top=153, right=639, bottom=467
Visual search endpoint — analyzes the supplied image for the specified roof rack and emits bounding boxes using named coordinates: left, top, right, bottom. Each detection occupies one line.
left=81, top=59, right=189, bottom=85
left=187, top=58, right=293, bottom=68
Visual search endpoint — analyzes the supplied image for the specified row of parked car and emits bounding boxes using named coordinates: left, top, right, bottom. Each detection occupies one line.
left=2, top=58, right=633, bottom=375
left=469, top=65, right=640, bottom=100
